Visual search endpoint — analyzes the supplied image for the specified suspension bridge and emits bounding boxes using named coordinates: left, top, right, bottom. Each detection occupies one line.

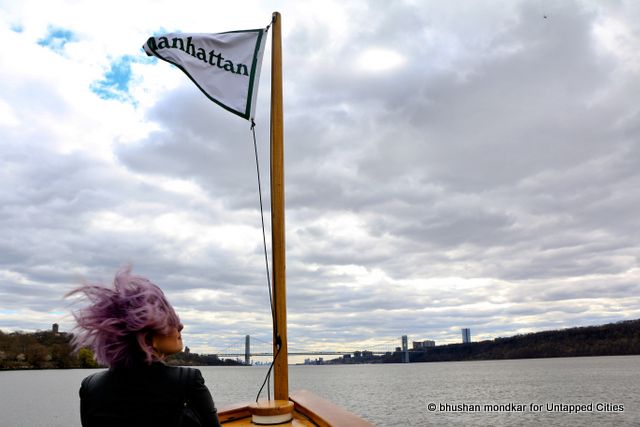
left=206, top=335, right=412, bottom=364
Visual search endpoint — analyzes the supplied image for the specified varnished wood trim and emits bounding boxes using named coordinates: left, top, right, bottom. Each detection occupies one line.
left=249, top=399, right=294, bottom=416
left=290, top=390, right=374, bottom=427
left=217, top=402, right=252, bottom=423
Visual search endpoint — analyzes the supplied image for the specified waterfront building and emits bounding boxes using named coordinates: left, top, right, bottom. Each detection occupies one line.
left=412, top=340, right=435, bottom=349
left=462, top=328, right=471, bottom=343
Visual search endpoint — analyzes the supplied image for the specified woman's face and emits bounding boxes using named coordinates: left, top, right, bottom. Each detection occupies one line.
left=152, top=324, right=184, bottom=356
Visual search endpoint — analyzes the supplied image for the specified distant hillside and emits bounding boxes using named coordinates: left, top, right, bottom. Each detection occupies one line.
left=0, top=329, right=241, bottom=369
left=390, top=319, right=640, bottom=363
left=0, top=329, right=95, bottom=369
left=166, top=351, right=243, bottom=367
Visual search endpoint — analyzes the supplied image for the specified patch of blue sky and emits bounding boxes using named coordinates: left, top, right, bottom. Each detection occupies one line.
left=91, top=55, right=152, bottom=104
left=90, top=30, right=173, bottom=104
left=151, top=27, right=175, bottom=37
left=10, top=23, right=24, bottom=33
left=37, top=27, right=76, bottom=52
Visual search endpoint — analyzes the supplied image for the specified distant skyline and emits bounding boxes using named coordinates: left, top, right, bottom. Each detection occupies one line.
left=1, top=0, right=639, bottom=357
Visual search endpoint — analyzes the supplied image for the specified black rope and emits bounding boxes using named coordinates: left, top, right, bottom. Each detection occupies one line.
left=251, top=119, right=280, bottom=402
left=256, top=345, right=281, bottom=402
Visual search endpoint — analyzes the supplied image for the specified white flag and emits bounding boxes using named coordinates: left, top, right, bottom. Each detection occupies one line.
left=143, top=29, right=266, bottom=120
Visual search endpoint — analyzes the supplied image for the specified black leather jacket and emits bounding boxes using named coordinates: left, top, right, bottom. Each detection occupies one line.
left=79, top=363, right=221, bottom=427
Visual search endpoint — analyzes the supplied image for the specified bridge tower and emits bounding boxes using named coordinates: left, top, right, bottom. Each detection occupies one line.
left=245, top=335, right=251, bottom=365
left=401, top=335, right=409, bottom=363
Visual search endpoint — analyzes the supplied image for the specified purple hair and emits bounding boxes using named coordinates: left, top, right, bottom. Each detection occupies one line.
left=67, top=266, right=181, bottom=368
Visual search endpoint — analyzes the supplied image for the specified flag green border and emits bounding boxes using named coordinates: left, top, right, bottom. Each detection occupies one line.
left=145, top=29, right=266, bottom=120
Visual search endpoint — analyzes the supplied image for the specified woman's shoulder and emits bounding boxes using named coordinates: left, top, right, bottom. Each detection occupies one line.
left=158, top=363, right=200, bottom=374
left=80, top=369, right=109, bottom=388
left=79, top=369, right=115, bottom=398
left=155, top=364, right=204, bottom=384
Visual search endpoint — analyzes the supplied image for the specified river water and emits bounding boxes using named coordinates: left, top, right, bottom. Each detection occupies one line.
left=0, top=356, right=638, bottom=426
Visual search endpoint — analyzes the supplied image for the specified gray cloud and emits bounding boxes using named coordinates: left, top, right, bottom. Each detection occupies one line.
left=1, top=0, right=639, bottom=354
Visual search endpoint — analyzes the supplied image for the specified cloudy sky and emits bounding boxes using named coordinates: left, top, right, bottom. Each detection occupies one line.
left=1, top=0, right=639, bottom=358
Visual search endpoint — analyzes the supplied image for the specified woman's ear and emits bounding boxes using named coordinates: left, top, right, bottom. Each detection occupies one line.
left=146, top=332, right=157, bottom=351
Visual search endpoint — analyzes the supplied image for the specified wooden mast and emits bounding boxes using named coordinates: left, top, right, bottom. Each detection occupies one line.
left=270, top=11, right=288, bottom=401
left=221, top=13, right=374, bottom=426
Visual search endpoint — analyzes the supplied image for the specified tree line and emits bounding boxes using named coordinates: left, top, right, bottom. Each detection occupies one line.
left=405, top=318, right=640, bottom=363
left=0, top=330, right=89, bottom=369
left=331, top=319, right=640, bottom=364
left=0, top=330, right=241, bottom=369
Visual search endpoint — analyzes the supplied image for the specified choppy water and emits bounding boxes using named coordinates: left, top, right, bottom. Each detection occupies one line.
left=0, top=356, right=638, bottom=426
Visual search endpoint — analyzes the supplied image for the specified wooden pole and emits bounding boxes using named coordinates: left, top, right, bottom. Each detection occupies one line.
left=270, top=11, right=288, bottom=401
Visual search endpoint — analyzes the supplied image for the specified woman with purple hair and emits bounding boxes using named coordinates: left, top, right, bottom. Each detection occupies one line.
left=68, top=267, right=221, bottom=427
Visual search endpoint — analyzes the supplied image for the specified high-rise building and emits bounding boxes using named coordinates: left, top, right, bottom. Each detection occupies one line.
left=461, top=328, right=471, bottom=343
left=401, top=335, right=409, bottom=363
